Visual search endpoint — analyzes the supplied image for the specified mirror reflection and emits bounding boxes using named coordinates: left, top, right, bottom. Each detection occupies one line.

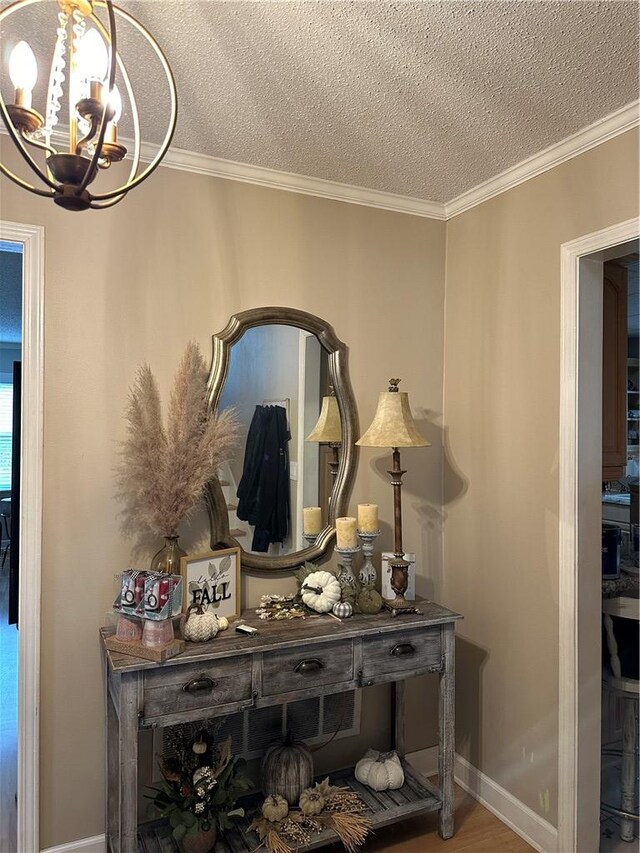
left=218, top=324, right=333, bottom=556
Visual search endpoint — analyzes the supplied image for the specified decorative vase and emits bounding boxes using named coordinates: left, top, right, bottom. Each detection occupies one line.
left=150, top=536, right=186, bottom=574
left=180, top=825, right=217, bottom=853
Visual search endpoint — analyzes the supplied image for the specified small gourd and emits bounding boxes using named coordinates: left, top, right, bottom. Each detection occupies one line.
left=216, top=616, right=229, bottom=631
left=299, top=788, right=325, bottom=816
left=261, top=794, right=289, bottom=823
left=355, top=749, right=404, bottom=791
left=357, top=585, right=383, bottom=615
left=192, top=738, right=208, bottom=755
left=183, top=603, right=218, bottom=642
left=332, top=600, right=353, bottom=619
left=301, top=571, right=341, bottom=614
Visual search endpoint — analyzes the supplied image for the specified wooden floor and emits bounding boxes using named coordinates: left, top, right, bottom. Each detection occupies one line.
left=362, top=782, right=534, bottom=852
left=0, top=555, right=18, bottom=853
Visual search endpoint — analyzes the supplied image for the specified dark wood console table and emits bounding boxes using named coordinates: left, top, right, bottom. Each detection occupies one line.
left=101, top=600, right=462, bottom=852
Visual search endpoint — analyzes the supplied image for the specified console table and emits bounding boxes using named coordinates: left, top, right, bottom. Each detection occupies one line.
left=101, top=600, right=462, bottom=852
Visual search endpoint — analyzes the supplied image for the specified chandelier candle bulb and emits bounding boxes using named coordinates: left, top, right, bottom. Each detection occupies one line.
left=358, top=503, right=379, bottom=533
left=9, top=41, right=37, bottom=108
left=303, top=506, right=323, bottom=536
left=336, top=517, right=358, bottom=549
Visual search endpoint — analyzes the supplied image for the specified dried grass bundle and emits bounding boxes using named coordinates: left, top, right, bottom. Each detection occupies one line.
left=329, top=812, right=372, bottom=853
left=116, top=342, right=238, bottom=538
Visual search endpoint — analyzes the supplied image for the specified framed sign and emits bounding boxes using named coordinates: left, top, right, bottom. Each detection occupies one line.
left=180, top=547, right=241, bottom=621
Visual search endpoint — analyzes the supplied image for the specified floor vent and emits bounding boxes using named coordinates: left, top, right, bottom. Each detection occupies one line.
left=156, top=690, right=361, bottom=778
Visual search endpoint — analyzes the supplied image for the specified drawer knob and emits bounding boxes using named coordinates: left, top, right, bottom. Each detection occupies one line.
left=390, top=642, right=415, bottom=658
left=294, top=658, right=324, bottom=674
left=182, top=676, right=217, bottom=694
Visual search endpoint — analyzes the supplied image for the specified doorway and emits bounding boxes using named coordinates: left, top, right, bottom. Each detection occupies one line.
left=600, top=251, right=639, bottom=851
left=558, top=219, right=639, bottom=853
left=0, top=220, right=43, bottom=853
left=0, top=239, right=22, bottom=853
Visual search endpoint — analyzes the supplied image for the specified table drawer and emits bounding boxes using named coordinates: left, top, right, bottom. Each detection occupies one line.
left=362, top=626, right=442, bottom=680
left=261, top=640, right=354, bottom=697
left=143, top=657, right=252, bottom=720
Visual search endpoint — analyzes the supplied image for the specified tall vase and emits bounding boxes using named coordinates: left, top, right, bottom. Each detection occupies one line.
left=150, top=536, right=186, bottom=574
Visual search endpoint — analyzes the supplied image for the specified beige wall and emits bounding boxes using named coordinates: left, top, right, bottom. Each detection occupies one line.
left=0, top=144, right=446, bottom=847
left=443, top=128, right=639, bottom=826
left=2, top=126, right=636, bottom=848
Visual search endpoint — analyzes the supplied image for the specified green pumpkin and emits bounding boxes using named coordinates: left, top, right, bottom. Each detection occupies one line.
left=357, top=585, right=383, bottom=614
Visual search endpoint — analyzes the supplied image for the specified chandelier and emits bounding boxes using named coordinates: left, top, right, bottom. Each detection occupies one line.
left=0, top=0, right=177, bottom=211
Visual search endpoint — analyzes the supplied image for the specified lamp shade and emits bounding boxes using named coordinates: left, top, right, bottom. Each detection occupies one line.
left=306, top=395, right=342, bottom=443
left=357, top=381, right=429, bottom=448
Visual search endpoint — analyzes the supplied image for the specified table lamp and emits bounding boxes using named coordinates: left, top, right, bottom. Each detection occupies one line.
left=306, top=391, right=342, bottom=480
left=357, top=378, right=429, bottom=614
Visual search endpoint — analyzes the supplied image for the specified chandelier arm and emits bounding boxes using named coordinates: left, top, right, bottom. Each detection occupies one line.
left=89, top=5, right=141, bottom=193
left=19, top=131, right=57, bottom=158
left=75, top=116, right=99, bottom=154
left=75, top=0, right=118, bottom=195
left=0, top=93, right=59, bottom=192
left=89, top=1, right=177, bottom=201
left=0, top=160, right=55, bottom=197
left=89, top=191, right=127, bottom=209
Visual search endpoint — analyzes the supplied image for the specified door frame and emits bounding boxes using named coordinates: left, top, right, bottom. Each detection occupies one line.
left=0, top=219, right=44, bottom=853
left=558, top=217, right=638, bottom=852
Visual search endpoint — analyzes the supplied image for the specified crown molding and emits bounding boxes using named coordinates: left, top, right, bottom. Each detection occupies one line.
left=2, top=99, right=637, bottom=221
left=143, top=142, right=448, bottom=220
left=445, top=100, right=639, bottom=219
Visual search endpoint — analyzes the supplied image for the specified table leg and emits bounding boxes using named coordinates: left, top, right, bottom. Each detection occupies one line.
left=620, top=698, right=637, bottom=842
left=438, top=624, right=455, bottom=839
left=106, top=682, right=119, bottom=852
left=392, top=681, right=406, bottom=756
left=107, top=672, right=139, bottom=852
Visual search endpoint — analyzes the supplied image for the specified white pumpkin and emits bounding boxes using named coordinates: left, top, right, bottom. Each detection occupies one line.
left=355, top=749, right=404, bottom=791
left=183, top=603, right=219, bottom=642
left=301, top=571, right=341, bottom=613
left=216, top=616, right=229, bottom=631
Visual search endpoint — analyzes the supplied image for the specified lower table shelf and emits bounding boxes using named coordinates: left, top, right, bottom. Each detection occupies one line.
left=137, top=761, right=441, bottom=853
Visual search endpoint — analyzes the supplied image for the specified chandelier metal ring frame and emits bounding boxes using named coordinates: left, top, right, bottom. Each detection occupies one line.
left=0, top=0, right=178, bottom=210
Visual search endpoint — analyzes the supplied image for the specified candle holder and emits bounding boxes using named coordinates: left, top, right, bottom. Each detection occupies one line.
left=358, top=529, right=381, bottom=586
left=334, top=545, right=361, bottom=590
left=303, top=532, right=319, bottom=547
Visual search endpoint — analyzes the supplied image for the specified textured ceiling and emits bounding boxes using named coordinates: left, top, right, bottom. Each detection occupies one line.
left=1, top=1, right=639, bottom=203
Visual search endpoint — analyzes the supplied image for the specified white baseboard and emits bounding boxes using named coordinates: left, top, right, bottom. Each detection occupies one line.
left=43, top=752, right=558, bottom=853
left=406, top=748, right=558, bottom=853
left=453, top=753, right=558, bottom=853
left=41, top=835, right=105, bottom=853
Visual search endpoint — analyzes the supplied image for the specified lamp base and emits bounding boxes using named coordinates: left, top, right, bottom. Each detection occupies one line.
left=383, top=594, right=423, bottom=617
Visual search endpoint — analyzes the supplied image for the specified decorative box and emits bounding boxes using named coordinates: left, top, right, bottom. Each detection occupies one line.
left=114, top=569, right=183, bottom=621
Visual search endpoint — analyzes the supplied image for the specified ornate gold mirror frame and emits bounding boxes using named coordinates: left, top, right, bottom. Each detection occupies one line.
left=206, top=307, right=358, bottom=571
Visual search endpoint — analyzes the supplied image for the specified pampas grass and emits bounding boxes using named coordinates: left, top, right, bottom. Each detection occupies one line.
left=116, top=342, right=238, bottom=538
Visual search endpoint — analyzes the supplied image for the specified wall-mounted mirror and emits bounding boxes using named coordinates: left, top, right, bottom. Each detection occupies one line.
left=206, top=307, right=358, bottom=571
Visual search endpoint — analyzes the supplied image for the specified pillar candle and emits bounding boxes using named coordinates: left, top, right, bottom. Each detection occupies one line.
left=336, top=516, right=358, bottom=549
left=358, top=503, right=379, bottom=532
left=303, top=506, right=323, bottom=535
